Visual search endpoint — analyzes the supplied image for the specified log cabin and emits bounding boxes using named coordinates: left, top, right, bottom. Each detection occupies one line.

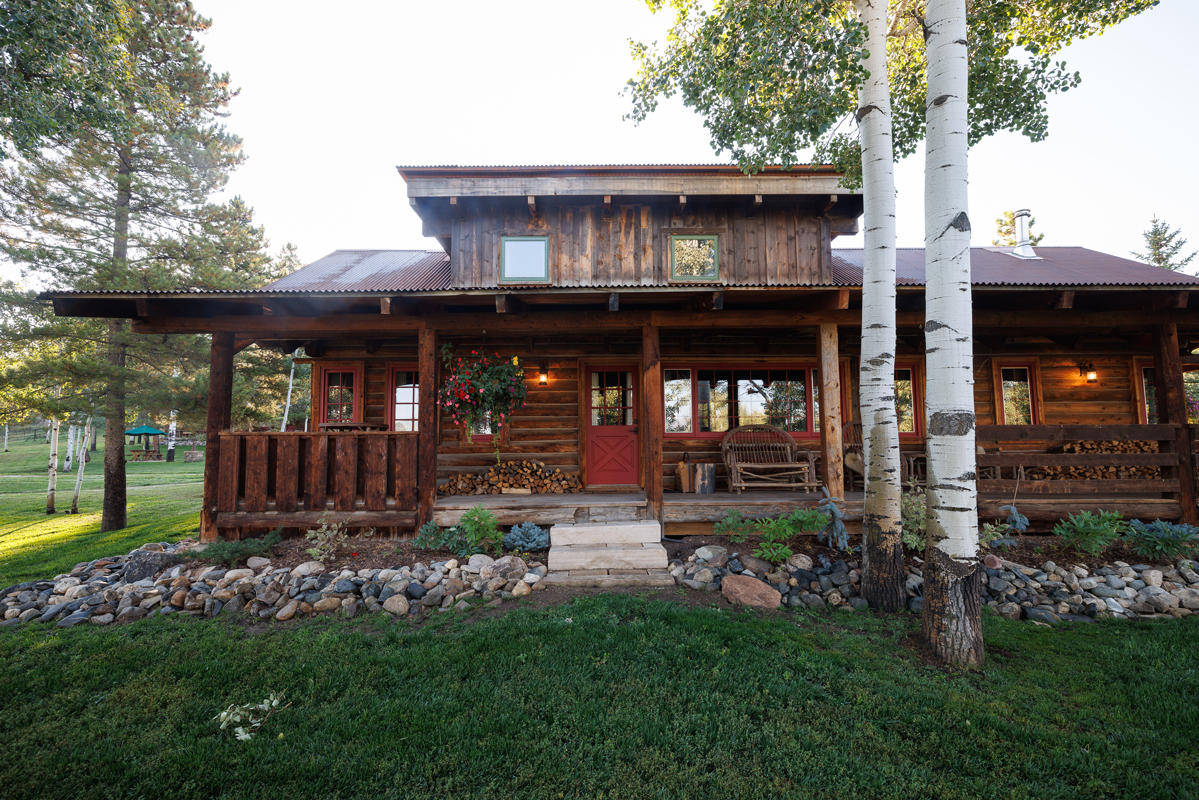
left=44, top=164, right=1199, bottom=543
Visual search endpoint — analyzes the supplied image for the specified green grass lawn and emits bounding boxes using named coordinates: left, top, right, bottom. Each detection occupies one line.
left=0, top=435, right=203, bottom=586
left=0, top=595, right=1195, bottom=799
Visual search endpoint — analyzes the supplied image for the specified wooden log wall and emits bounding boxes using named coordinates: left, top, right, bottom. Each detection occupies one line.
left=974, top=351, right=1138, bottom=427
left=451, top=201, right=828, bottom=289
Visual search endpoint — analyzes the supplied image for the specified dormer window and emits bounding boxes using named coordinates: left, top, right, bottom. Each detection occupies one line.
left=670, top=235, right=719, bottom=281
left=500, top=236, right=549, bottom=283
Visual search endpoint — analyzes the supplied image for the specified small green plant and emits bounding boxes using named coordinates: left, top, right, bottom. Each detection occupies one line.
left=817, top=491, right=854, bottom=553
left=784, top=507, right=828, bottom=534
left=900, top=480, right=927, bottom=551
left=412, top=522, right=476, bottom=559
left=983, top=505, right=1027, bottom=550
left=1053, top=510, right=1125, bottom=555
left=202, top=530, right=281, bottom=569
left=714, top=509, right=756, bottom=543
left=752, top=521, right=793, bottom=565
left=305, top=514, right=373, bottom=562
left=1123, top=519, right=1199, bottom=560
left=459, top=505, right=503, bottom=556
left=214, top=691, right=291, bottom=742
left=504, top=521, right=549, bottom=551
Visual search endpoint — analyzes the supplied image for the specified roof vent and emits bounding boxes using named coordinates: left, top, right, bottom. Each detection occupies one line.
left=1009, top=208, right=1041, bottom=260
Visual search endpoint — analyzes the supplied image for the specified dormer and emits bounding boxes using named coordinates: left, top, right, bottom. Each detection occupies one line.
left=398, top=164, right=863, bottom=290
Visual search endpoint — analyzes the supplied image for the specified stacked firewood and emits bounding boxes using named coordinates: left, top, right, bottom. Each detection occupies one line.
left=438, top=460, right=584, bottom=495
left=1025, top=440, right=1161, bottom=481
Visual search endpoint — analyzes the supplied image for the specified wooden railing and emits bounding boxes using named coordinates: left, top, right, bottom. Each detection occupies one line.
left=215, top=432, right=419, bottom=530
left=974, top=425, right=1194, bottom=522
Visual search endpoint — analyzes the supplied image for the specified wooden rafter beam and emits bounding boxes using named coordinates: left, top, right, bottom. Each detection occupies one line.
left=1055, top=290, right=1074, bottom=309
left=608, top=292, right=619, bottom=312
left=822, top=194, right=838, bottom=213
left=527, top=195, right=537, bottom=219
left=602, top=195, right=612, bottom=220
left=495, top=294, right=526, bottom=314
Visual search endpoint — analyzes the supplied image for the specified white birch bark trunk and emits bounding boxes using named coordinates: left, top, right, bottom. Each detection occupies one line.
left=71, top=414, right=93, bottom=514
left=853, top=0, right=905, bottom=612
left=167, top=366, right=179, bottom=462
left=920, top=0, right=984, bottom=667
left=65, top=424, right=76, bottom=473
left=281, top=350, right=298, bottom=432
left=4, top=422, right=9, bottom=451
left=47, top=415, right=61, bottom=513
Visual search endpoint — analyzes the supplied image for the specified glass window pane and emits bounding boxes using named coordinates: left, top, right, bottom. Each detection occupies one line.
left=895, top=368, right=915, bottom=433
left=672, top=237, right=718, bottom=279
left=763, top=370, right=806, bottom=432
left=664, top=369, right=692, bottom=433
left=1143, top=366, right=1158, bottom=424
left=1001, top=367, right=1033, bottom=425
left=812, top=372, right=820, bottom=433
left=697, top=370, right=730, bottom=433
left=501, top=238, right=547, bottom=280
left=736, top=370, right=768, bottom=427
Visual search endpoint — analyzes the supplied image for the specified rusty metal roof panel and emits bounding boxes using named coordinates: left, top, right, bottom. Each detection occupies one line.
left=261, top=250, right=450, bottom=293
left=827, top=247, right=1199, bottom=287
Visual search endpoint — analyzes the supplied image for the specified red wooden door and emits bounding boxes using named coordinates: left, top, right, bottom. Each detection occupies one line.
left=586, top=369, right=639, bottom=485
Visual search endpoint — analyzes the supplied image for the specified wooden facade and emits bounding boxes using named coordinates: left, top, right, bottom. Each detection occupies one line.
left=43, top=165, right=1199, bottom=540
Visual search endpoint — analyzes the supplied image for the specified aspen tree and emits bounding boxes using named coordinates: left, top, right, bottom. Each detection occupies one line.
left=920, top=0, right=983, bottom=667
left=46, top=413, right=61, bottom=513
left=71, top=414, right=93, bottom=514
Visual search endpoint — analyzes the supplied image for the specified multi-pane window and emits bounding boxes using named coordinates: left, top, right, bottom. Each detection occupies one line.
left=895, top=367, right=916, bottom=434
left=592, top=371, right=635, bottom=426
left=323, top=371, right=356, bottom=423
left=1000, top=366, right=1035, bottom=425
left=670, top=235, right=719, bottom=281
left=391, top=370, right=419, bottom=432
left=500, top=236, right=549, bottom=282
left=1142, top=366, right=1159, bottom=424
left=667, top=367, right=822, bottom=436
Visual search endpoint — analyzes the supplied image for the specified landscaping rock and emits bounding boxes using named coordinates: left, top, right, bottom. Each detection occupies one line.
left=721, top=575, right=780, bottom=608
left=290, top=561, right=324, bottom=578
left=800, top=593, right=825, bottom=609
left=512, top=581, right=532, bottom=598
left=312, top=597, right=341, bottom=612
left=1024, top=607, right=1060, bottom=624
left=739, top=555, right=773, bottom=575
left=787, top=553, right=814, bottom=571
left=695, top=545, right=727, bottom=561
left=383, top=595, right=410, bottom=616
left=997, top=602, right=1022, bottom=621
left=276, top=600, right=299, bottom=621
left=907, top=596, right=923, bottom=613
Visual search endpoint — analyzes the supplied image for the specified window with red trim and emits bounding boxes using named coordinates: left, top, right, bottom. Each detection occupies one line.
left=664, top=366, right=832, bottom=437
left=322, top=370, right=358, bottom=423
left=996, top=361, right=1041, bottom=425
left=895, top=363, right=922, bottom=437
left=389, top=366, right=419, bottom=431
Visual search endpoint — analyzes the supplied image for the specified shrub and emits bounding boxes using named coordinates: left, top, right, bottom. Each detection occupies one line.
left=504, top=522, right=549, bottom=552
left=900, top=481, right=927, bottom=551
left=459, top=505, right=503, bottom=556
left=202, top=530, right=281, bottom=569
left=714, top=509, right=756, bottom=543
left=1123, top=519, right=1199, bottom=560
left=752, top=521, right=792, bottom=565
left=983, top=505, right=1027, bottom=550
left=1053, top=510, right=1125, bottom=555
left=784, top=507, right=827, bottom=534
left=817, top=492, right=854, bottom=553
left=305, top=515, right=373, bottom=562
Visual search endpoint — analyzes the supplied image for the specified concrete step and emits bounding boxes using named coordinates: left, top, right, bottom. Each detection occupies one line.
left=547, top=542, right=669, bottom=571
left=549, top=521, right=661, bottom=546
left=543, top=571, right=675, bottom=588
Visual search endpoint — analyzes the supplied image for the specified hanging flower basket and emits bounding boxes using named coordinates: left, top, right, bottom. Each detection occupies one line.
left=437, top=345, right=528, bottom=451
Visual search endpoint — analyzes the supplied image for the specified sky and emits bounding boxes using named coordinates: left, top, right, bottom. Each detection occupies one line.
left=154, top=1, right=1199, bottom=266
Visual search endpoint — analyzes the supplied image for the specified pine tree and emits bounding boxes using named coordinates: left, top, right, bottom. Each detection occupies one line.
left=993, top=210, right=1044, bottom=246
left=0, top=1, right=248, bottom=531
left=1132, top=216, right=1196, bottom=272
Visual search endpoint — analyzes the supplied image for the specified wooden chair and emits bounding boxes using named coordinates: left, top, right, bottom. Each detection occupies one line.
left=843, top=421, right=864, bottom=490
left=721, top=424, right=817, bottom=493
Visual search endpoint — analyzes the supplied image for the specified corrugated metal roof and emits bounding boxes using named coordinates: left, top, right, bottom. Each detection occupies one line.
left=260, top=250, right=450, bottom=293
left=829, top=247, right=1199, bottom=287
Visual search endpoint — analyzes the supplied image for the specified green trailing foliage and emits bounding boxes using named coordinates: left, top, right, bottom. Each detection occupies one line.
left=1122, top=520, right=1199, bottom=561
left=1053, top=510, right=1126, bottom=555
left=200, top=530, right=281, bottom=569
left=899, top=480, right=927, bottom=551
left=504, top=522, right=549, bottom=552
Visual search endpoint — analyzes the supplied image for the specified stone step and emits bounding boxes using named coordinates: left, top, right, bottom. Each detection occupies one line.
left=549, top=521, right=661, bottom=546
left=547, top=542, right=669, bottom=571
left=543, top=571, right=675, bottom=588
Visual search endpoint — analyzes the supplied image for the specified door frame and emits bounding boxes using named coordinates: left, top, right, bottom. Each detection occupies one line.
left=578, top=359, right=642, bottom=489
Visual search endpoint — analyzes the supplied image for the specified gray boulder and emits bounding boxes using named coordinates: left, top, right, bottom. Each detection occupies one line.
left=123, top=551, right=184, bottom=583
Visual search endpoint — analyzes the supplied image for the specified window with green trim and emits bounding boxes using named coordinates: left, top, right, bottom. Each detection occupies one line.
left=500, top=236, right=549, bottom=282
left=670, top=235, right=719, bottom=281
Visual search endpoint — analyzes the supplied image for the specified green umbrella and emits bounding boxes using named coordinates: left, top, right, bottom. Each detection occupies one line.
left=124, top=425, right=167, bottom=436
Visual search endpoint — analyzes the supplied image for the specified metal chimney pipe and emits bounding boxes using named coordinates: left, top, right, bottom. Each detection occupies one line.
left=1010, top=208, right=1039, bottom=259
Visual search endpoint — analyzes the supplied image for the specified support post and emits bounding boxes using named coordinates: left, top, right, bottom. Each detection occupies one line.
left=641, top=325, right=664, bottom=522
left=201, top=332, right=235, bottom=542
left=1152, top=323, right=1197, bottom=523
left=417, top=327, right=438, bottom=528
left=819, top=324, right=844, bottom=498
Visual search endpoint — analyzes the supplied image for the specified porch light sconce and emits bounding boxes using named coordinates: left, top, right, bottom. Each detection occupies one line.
left=538, top=362, right=549, bottom=386
left=1079, top=361, right=1098, bottom=385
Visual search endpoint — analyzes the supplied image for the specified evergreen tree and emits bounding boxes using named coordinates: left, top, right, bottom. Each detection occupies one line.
left=993, top=210, right=1044, bottom=246
left=1132, top=216, right=1196, bottom=272
left=0, top=1, right=254, bottom=531
left=0, top=0, right=133, bottom=158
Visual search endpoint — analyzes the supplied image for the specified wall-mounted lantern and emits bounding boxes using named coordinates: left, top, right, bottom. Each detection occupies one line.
left=1079, top=361, right=1098, bottom=385
left=538, top=362, right=549, bottom=386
